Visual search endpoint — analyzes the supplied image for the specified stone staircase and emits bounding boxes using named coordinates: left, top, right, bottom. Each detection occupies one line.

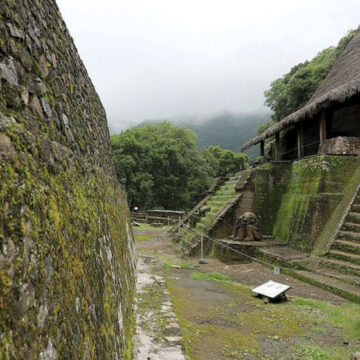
left=324, top=190, right=360, bottom=268
left=177, top=170, right=251, bottom=254
left=292, top=187, right=360, bottom=302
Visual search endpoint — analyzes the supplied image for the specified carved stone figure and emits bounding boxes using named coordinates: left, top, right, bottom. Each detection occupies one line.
left=230, top=212, right=262, bottom=241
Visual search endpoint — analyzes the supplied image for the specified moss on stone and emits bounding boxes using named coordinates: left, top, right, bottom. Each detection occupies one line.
left=254, top=163, right=292, bottom=234
left=0, top=0, right=136, bottom=357
left=273, top=156, right=359, bottom=252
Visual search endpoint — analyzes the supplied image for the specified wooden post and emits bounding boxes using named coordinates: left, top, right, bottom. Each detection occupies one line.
left=275, top=132, right=280, bottom=161
left=319, top=111, right=327, bottom=143
left=260, top=140, right=265, bottom=156
left=297, top=124, right=304, bottom=159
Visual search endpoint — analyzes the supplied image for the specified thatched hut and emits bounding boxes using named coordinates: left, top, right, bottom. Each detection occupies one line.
left=241, top=26, right=360, bottom=160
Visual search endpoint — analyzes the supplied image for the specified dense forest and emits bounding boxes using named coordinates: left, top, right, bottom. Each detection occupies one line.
left=111, top=122, right=247, bottom=211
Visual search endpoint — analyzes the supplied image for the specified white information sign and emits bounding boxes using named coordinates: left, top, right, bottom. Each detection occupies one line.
left=252, top=280, right=291, bottom=299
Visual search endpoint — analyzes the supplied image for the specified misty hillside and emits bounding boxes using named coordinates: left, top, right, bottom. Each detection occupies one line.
left=140, top=112, right=270, bottom=159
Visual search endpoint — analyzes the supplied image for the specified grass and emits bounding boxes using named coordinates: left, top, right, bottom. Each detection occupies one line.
left=190, top=271, right=231, bottom=282
left=166, top=272, right=302, bottom=360
left=134, top=234, right=151, bottom=242
left=293, top=345, right=333, bottom=360
left=135, top=223, right=173, bottom=231
left=163, top=262, right=194, bottom=270
left=166, top=269, right=360, bottom=360
left=180, top=262, right=194, bottom=269
left=293, top=297, right=360, bottom=339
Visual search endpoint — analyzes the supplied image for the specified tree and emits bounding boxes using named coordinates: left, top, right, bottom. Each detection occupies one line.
left=202, top=145, right=248, bottom=176
left=111, top=122, right=248, bottom=211
left=263, top=30, right=356, bottom=124
left=111, top=122, right=215, bottom=211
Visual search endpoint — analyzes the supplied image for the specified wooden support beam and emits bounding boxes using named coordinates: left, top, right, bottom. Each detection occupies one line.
left=275, top=132, right=280, bottom=161
left=319, top=111, right=327, bottom=143
left=260, top=141, right=265, bottom=156
left=297, top=124, right=304, bottom=159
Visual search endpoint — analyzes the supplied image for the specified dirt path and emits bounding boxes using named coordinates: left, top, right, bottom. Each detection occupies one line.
left=133, top=226, right=360, bottom=360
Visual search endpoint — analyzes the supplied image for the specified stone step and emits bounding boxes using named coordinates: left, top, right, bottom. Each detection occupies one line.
left=293, top=270, right=360, bottom=303
left=327, top=250, right=360, bottom=266
left=311, top=266, right=360, bottom=288
left=216, top=191, right=230, bottom=196
left=207, top=199, right=225, bottom=204
left=179, top=233, right=194, bottom=243
left=217, top=187, right=235, bottom=193
left=219, top=184, right=232, bottom=190
left=354, top=196, right=360, bottom=205
left=332, top=240, right=360, bottom=255
left=337, top=230, right=360, bottom=241
left=317, top=257, right=360, bottom=277
left=206, top=203, right=224, bottom=209
left=199, top=217, right=210, bottom=225
left=342, top=222, right=360, bottom=233
left=195, top=222, right=206, bottom=230
left=211, top=195, right=231, bottom=201
left=207, top=209, right=220, bottom=215
left=203, top=215, right=215, bottom=221
left=347, top=212, right=360, bottom=224
left=351, top=204, right=360, bottom=213
left=208, top=199, right=228, bottom=205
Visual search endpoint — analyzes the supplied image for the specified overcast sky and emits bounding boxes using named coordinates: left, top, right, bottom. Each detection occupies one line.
left=56, top=0, right=360, bottom=133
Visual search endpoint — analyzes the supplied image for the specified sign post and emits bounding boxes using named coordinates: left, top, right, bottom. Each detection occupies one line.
left=199, top=234, right=208, bottom=264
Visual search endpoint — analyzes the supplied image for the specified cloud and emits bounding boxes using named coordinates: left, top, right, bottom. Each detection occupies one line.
left=56, top=0, right=360, bottom=130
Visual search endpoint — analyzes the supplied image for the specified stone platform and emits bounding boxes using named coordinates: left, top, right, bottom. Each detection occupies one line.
left=199, top=238, right=284, bottom=264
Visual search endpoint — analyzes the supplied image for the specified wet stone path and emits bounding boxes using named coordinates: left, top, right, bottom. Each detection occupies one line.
left=133, top=255, right=187, bottom=360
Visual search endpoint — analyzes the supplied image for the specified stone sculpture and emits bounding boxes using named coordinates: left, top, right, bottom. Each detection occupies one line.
left=230, top=212, right=262, bottom=241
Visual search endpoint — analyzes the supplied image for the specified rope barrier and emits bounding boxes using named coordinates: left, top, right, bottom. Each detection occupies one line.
left=179, top=221, right=292, bottom=271
left=133, top=151, right=358, bottom=272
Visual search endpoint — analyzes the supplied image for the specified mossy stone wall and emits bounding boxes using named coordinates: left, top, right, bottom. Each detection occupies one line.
left=273, top=156, right=359, bottom=252
left=212, top=164, right=291, bottom=238
left=254, top=163, right=292, bottom=235
left=0, top=1, right=136, bottom=358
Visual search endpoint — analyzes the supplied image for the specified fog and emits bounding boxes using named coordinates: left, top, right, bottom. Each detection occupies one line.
left=56, top=0, right=360, bottom=133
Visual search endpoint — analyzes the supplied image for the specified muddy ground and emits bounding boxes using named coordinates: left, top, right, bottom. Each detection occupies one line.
left=133, top=225, right=360, bottom=360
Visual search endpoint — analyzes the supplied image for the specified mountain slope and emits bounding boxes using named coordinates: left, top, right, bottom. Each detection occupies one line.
left=141, top=112, right=270, bottom=159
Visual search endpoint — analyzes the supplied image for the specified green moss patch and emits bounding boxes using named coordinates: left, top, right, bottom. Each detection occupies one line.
left=134, top=234, right=152, bottom=242
left=273, top=156, right=359, bottom=252
left=293, top=297, right=360, bottom=339
left=0, top=120, right=136, bottom=359
left=137, top=223, right=173, bottom=231
left=190, top=271, right=231, bottom=282
left=254, top=163, right=292, bottom=235
left=166, top=269, right=360, bottom=360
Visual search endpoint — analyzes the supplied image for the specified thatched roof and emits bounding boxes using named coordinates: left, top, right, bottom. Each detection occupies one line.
left=241, top=27, right=360, bottom=151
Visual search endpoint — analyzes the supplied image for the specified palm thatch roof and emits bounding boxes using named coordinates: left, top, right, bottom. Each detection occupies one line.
left=241, top=26, right=360, bottom=151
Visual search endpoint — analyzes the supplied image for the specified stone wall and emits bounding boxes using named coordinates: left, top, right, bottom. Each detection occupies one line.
left=318, top=136, right=360, bottom=156
left=0, top=1, right=136, bottom=358
left=212, top=164, right=292, bottom=239
left=254, top=163, right=292, bottom=235
left=273, top=156, right=359, bottom=252
left=210, top=157, right=359, bottom=254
